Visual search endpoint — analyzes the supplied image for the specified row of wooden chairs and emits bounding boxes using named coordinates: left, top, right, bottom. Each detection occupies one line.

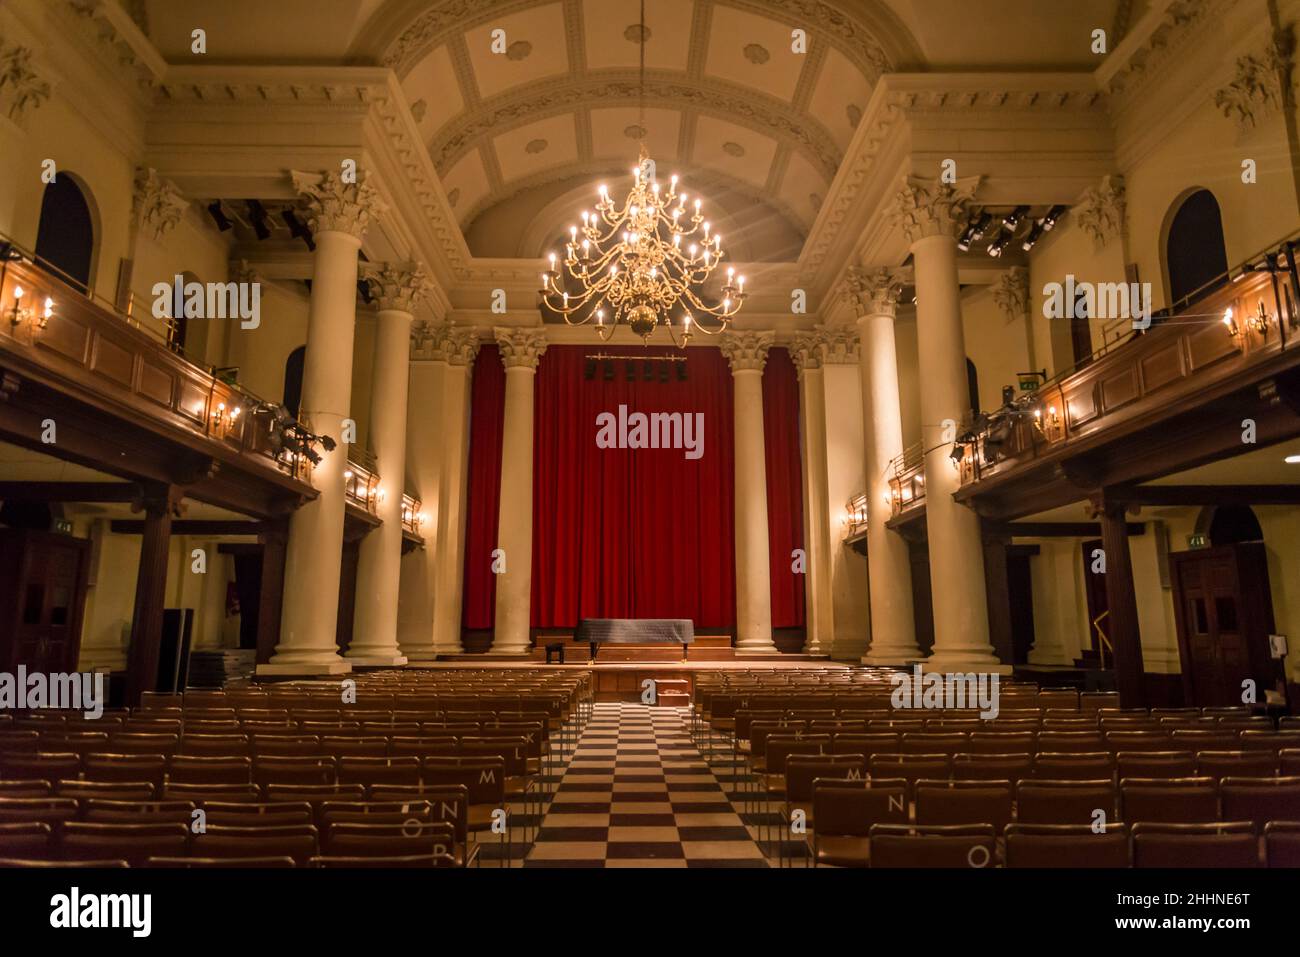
left=0, top=794, right=481, bottom=868
left=803, top=819, right=1300, bottom=868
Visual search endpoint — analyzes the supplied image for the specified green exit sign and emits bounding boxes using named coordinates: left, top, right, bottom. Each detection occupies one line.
left=52, top=519, right=73, bottom=534
left=1187, top=533, right=1209, bottom=549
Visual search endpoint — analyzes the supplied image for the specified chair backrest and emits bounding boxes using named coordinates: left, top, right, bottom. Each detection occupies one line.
left=55, top=779, right=156, bottom=801
left=811, top=779, right=908, bottom=837
left=1119, top=777, right=1219, bottom=824
left=764, top=735, right=831, bottom=775
left=251, top=735, right=323, bottom=758
left=0, top=821, right=52, bottom=855
left=965, top=732, right=1035, bottom=755
left=1036, top=732, right=1105, bottom=754
left=1104, top=731, right=1172, bottom=753
left=868, top=754, right=952, bottom=791
left=829, top=733, right=898, bottom=759
left=898, top=732, right=968, bottom=755
left=192, top=824, right=319, bottom=866
left=1005, top=824, right=1131, bottom=868
left=784, top=755, right=865, bottom=802
left=1196, top=750, right=1278, bottom=781
left=168, top=755, right=253, bottom=785
left=951, top=752, right=1033, bottom=782
left=1281, top=749, right=1300, bottom=776
left=1239, top=731, right=1300, bottom=753
left=336, top=756, right=422, bottom=786
left=262, top=783, right=367, bottom=804
left=148, top=856, right=296, bottom=868
left=1016, top=779, right=1116, bottom=826
left=104, top=733, right=179, bottom=757
left=59, top=821, right=189, bottom=867
left=1219, top=776, right=1300, bottom=833
left=1, top=752, right=80, bottom=782
left=254, top=756, right=337, bottom=788
left=915, top=780, right=1013, bottom=833
left=421, top=759, right=505, bottom=804
left=202, top=802, right=314, bottom=827
left=1032, top=752, right=1114, bottom=782
left=82, top=799, right=197, bottom=824
left=1131, top=822, right=1259, bottom=868
left=177, top=734, right=251, bottom=758
left=322, top=821, right=456, bottom=860
left=1264, top=821, right=1300, bottom=867
left=868, top=824, right=997, bottom=868
left=1115, top=750, right=1197, bottom=779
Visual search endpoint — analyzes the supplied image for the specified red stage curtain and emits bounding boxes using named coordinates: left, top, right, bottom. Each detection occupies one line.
left=530, top=345, right=736, bottom=629
left=461, top=343, right=505, bottom=630
left=762, top=347, right=806, bottom=628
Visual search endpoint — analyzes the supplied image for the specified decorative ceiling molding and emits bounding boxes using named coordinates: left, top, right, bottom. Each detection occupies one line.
left=457, top=156, right=811, bottom=243
left=374, top=0, right=901, bottom=86
left=990, top=266, right=1030, bottom=324
left=429, top=72, right=843, bottom=182
left=64, top=0, right=166, bottom=97
left=133, top=167, right=189, bottom=240
left=0, top=39, right=51, bottom=124
left=1099, top=0, right=1216, bottom=97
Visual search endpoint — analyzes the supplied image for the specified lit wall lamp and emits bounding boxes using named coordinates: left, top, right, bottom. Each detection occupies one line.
left=210, top=401, right=242, bottom=437
left=1222, top=307, right=1241, bottom=339
left=1033, top=404, right=1060, bottom=432
left=8, top=285, right=30, bottom=326
left=1247, top=300, right=1274, bottom=336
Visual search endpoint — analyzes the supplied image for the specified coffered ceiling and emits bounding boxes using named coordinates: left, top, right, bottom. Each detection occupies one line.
left=133, top=0, right=1136, bottom=262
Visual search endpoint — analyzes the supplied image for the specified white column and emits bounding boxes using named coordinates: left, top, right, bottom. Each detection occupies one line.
left=895, top=175, right=1004, bottom=671
left=790, top=333, right=834, bottom=655
left=431, top=328, right=479, bottom=655
left=263, top=169, right=383, bottom=675
left=346, top=263, right=431, bottom=665
left=720, top=331, right=777, bottom=652
left=849, top=267, right=921, bottom=664
left=396, top=324, right=446, bottom=660
left=0, top=39, right=48, bottom=237
left=489, top=328, right=546, bottom=654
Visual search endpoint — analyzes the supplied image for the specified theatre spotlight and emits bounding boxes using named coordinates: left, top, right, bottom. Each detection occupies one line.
left=282, top=209, right=316, bottom=251
left=1002, top=205, right=1030, bottom=231
left=207, top=201, right=234, bottom=231
left=247, top=200, right=271, bottom=240
left=987, top=231, right=1011, bottom=258
left=1021, top=220, right=1046, bottom=252
left=1042, top=206, right=1067, bottom=231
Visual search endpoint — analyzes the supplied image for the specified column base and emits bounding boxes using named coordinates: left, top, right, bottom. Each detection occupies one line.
left=256, top=660, right=353, bottom=677
left=343, top=653, right=408, bottom=667
left=401, top=649, right=441, bottom=663
left=487, top=645, right=532, bottom=656
left=923, top=651, right=1013, bottom=675
left=802, top=640, right=833, bottom=656
left=736, top=637, right=778, bottom=653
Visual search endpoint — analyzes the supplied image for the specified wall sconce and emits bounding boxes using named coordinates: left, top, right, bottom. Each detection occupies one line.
left=210, top=401, right=241, bottom=437
left=1033, top=404, right=1060, bottom=433
left=375, top=486, right=388, bottom=504
left=1222, top=307, right=1241, bottom=339
left=949, top=442, right=965, bottom=467
left=417, top=511, right=430, bottom=529
left=1247, top=300, right=1273, bottom=337
left=9, top=285, right=30, bottom=326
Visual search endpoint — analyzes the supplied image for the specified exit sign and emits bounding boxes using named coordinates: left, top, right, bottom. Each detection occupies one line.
left=52, top=519, right=73, bottom=534
left=1187, top=533, right=1209, bottom=549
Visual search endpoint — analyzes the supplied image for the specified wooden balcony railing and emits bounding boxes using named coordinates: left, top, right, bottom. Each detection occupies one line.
left=844, top=491, right=869, bottom=540
left=887, top=441, right=927, bottom=517
left=953, top=261, right=1298, bottom=487
left=343, top=455, right=380, bottom=516
left=0, top=243, right=314, bottom=486
left=400, top=493, right=425, bottom=537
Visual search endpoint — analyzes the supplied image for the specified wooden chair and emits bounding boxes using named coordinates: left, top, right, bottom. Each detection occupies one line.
left=868, top=824, right=997, bottom=868
left=1005, top=823, right=1131, bottom=868
left=1132, top=822, right=1259, bottom=868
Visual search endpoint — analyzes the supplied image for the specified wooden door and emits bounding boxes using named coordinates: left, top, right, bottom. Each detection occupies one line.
left=1170, top=544, right=1278, bottom=708
left=0, top=530, right=91, bottom=674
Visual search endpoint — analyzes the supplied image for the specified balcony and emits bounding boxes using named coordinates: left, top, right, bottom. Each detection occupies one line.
left=883, top=235, right=1300, bottom=522
left=0, top=238, right=317, bottom=516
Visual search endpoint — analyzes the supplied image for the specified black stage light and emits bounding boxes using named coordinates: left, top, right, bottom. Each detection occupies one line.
left=987, top=230, right=1011, bottom=258
left=281, top=209, right=316, bottom=251
left=1042, top=205, right=1067, bottom=231
left=247, top=200, right=271, bottom=240
left=1021, top=220, right=1046, bottom=251
left=207, top=201, right=233, bottom=231
left=1002, top=205, right=1030, bottom=231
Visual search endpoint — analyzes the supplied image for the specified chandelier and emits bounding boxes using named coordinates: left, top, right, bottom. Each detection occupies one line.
left=537, top=1, right=747, bottom=346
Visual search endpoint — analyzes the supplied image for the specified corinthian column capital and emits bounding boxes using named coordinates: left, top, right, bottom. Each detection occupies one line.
left=443, top=326, right=481, bottom=366
left=494, top=327, right=547, bottom=369
left=133, top=168, right=188, bottom=240
left=290, top=168, right=384, bottom=240
left=845, top=266, right=907, bottom=318
left=816, top=326, right=860, bottom=364
left=364, top=261, right=432, bottom=313
left=789, top=332, right=824, bottom=377
left=719, top=330, right=774, bottom=373
left=893, top=174, right=983, bottom=244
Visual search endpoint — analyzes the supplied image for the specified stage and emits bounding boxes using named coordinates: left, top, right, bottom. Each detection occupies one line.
left=408, top=652, right=849, bottom=702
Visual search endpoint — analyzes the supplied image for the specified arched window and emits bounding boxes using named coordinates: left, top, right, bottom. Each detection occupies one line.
left=34, top=176, right=96, bottom=292
left=1166, top=189, right=1229, bottom=306
left=283, top=346, right=306, bottom=418
left=1208, top=505, right=1264, bottom=546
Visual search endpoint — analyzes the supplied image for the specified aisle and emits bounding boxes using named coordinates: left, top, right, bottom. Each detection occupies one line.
left=522, top=702, right=768, bottom=867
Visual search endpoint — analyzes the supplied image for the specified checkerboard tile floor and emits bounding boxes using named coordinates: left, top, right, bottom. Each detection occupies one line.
left=520, top=702, right=768, bottom=868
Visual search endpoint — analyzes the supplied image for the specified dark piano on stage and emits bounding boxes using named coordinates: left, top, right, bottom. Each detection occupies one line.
left=575, top=619, right=695, bottom=661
